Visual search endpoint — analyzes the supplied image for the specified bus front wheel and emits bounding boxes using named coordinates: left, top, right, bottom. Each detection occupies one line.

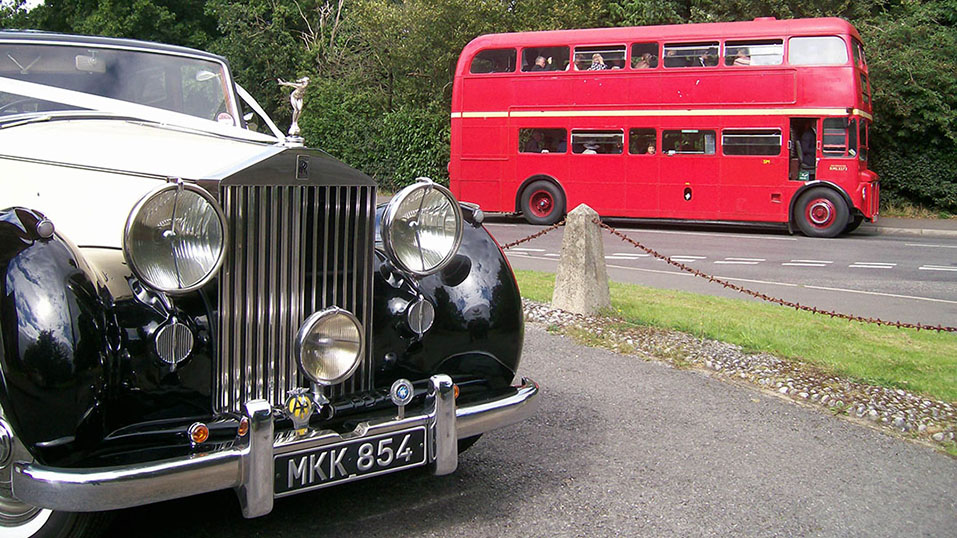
left=520, top=181, right=565, bottom=225
left=794, top=187, right=849, bottom=238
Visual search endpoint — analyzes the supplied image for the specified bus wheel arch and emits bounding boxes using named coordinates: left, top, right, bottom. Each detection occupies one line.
left=516, top=176, right=566, bottom=225
left=791, top=183, right=851, bottom=238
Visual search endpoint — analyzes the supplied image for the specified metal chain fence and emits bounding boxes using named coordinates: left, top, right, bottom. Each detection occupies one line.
left=499, top=218, right=957, bottom=333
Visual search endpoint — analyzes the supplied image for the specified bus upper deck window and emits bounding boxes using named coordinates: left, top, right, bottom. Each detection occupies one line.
left=470, top=48, right=516, bottom=74
left=573, top=45, right=626, bottom=70
left=522, top=46, right=570, bottom=72
left=725, top=40, right=783, bottom=66
left=630, top=43, right=658, bottom=69
left=663, top=42, right=719, bottom=68
left=788, top=36, right=848, bottom=65
left=852, top=39, right=867, bottom=68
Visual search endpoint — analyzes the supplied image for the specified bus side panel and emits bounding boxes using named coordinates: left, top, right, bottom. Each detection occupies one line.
left=658, top=154, right=720, bottom=219
left=625, top=152, right=660, bottom=217
left=454, top=117, right=510, bottom=212
left=564, top=153, right=626, bottom=215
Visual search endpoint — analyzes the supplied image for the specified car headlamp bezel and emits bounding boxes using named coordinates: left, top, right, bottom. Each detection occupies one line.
left=123, top=182, right=227, bottom=295
left=295, top=308, right=365, bottom=386
left=381, top=179, right=464, bottom=276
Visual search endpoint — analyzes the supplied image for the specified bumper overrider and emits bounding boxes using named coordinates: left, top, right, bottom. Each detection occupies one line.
left=9, top=375, right=539, bottom=518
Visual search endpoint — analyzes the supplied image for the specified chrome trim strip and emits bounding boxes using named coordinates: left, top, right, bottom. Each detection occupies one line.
left=9, top=378, right=539, bottom=515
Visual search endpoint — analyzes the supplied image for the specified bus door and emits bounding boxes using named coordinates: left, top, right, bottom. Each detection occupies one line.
left=789, top=117, right=819, bottom=181
left=659, top=129, right=720, bottom=219
left=624, top=128, right=660, bottom=217
left=566, top=129, right=626, bottom=215
left=718, top=127, right=789, bottom=221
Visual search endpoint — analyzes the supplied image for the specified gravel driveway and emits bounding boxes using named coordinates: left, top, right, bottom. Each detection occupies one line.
left=108, top=324, right=956, bottom=537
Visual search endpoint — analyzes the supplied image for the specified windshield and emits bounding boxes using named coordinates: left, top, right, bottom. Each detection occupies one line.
left=0, top=43, right=235, bottom=124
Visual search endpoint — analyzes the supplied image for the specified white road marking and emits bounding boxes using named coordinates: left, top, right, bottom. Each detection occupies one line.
left=906, top=243, right=957, bottom=249
left=849, top=262, right=896, bottom=269
left=791, top=259, right=833, bottom=264
left=714, top=261, right=760, bottom=265
left=545, top=253, right=560, bottom=258
left=782, top=262, right=828, bottom=267
left=804, top=285, right=957, bottom=305
left=725, top=258, right=766, bottom=262
left=669, top=255, right=707, bottom=259
left=509, top=253, right=956, bottom=304
left=485, top=223, right=519, bottom=227
left=508, top=247, right=545, bottom=252
left=919, top=265, right=957, bottom=272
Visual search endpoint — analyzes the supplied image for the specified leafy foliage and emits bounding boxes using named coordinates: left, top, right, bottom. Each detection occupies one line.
left=2, top=0, right=955, bottom=209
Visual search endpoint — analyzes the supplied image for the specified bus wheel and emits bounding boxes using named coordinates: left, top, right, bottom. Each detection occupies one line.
left=794, top=188, right=848, bottom=238
left=844, top=214, right=864, bottom=234
left=520, top=181, right=565, bottom=225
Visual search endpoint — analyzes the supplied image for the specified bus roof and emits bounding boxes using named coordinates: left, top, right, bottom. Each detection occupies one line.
left=459, top=17, right=861, bottom=61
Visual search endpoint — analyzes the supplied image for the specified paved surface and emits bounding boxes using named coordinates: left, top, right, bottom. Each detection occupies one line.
left=490, top=218, right=957, bottom=327
left=106, top=325, right=956, bottom=537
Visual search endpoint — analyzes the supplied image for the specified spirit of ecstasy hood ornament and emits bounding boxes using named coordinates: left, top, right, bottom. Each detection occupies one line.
left=277, top=76, right=310, bottom=138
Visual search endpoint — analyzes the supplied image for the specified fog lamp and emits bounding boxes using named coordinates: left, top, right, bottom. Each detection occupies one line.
left=296, top=308, right=364, bottom=385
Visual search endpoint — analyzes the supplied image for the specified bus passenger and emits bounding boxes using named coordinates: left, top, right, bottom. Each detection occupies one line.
left=583, top=143, right=599, bottom=154
left=588, top=54, right=608, bottom=70
left=634, top=53, right=653, bottom=69
left=646, top=143, right=656, bottom=155
left=524, top=130, right=546, bottom=153
left=532, top=56, right=547, bottom=71
left=733, top=49, right=751, bottom=66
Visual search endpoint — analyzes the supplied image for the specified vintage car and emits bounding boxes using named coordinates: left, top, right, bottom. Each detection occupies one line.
left=0, top=30, right=538, bottom=537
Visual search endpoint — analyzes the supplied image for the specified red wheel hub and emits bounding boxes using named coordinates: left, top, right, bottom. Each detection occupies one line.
left=529, top=190, right=553, bottom=218
left=805, top=198, right=836, bottom=228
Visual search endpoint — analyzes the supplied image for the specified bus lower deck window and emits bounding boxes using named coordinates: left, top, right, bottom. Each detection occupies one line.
left=519, top=128, right=567, bottom=153
left=722, top=129, right=782, bottom=155
left=628, top=128, right=657, bottom=154
left=663, top=130, right=717, bottom=154
left=571, top=130, right=623, bottom=153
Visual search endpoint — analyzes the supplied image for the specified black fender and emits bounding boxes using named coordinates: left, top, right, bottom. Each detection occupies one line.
left=514, top=175, right=566, bottom=214
left=372, top=204, right=524, bottom=398
left=0, top=207, right=114, bottom=460
left=788, top=181, right=854, bottom=229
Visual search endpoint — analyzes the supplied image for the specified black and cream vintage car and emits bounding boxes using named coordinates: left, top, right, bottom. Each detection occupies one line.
left=0, top=31, right=538, bottom=537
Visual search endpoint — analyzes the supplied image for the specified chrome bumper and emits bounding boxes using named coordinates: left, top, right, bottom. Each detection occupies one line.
left=10, top=376, right=539, bottom=518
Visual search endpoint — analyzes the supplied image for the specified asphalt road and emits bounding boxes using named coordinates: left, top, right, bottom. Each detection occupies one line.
left=488, top=219, right=957, bottom=327
left=105, top=325, right=956, bottom=537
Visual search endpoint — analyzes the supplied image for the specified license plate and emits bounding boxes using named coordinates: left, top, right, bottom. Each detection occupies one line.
left=275, top=427, right=427, bottom=495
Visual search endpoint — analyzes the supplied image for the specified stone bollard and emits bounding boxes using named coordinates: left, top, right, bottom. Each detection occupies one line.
left=551, top=204, right=610, bottom=315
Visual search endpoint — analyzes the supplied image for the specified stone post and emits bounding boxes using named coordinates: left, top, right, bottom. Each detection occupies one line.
left=551, top=204, right=610, bottom=315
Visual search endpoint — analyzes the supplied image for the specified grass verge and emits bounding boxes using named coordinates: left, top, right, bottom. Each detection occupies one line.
left=515, top=270, right=957, bottom=403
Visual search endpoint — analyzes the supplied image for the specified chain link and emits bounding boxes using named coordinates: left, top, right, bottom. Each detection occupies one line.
left=499, top=217, right=956, bottom=333
left=500, top=219, right=566, bottom=250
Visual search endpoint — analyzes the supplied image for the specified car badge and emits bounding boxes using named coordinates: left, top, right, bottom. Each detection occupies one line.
left=283, top=389, right=316, bottom=431
left=390, top=379, right=414, bottom=419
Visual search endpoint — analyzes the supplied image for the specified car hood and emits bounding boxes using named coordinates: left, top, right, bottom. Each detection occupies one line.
left=0, top=119, right=285, bottom=249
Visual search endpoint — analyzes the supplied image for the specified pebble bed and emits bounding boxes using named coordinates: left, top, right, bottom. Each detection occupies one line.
left=523, top=299, right=957, bottom=450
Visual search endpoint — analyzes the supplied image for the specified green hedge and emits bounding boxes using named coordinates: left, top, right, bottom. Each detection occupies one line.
left=872, top=149, right=957, bottom=213
left=299, top=79, right=449, bottom=192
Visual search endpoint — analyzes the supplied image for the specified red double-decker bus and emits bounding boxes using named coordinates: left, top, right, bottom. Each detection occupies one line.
left=449, top=17, right=877, bottom=237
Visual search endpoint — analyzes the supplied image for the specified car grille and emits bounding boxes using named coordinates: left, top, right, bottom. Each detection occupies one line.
left=215, top=184, right=376, bottom=412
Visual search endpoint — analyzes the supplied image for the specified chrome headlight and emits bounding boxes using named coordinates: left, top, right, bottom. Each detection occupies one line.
left=296, top=308, right=364, bottom=385
left=381, top=179, right=463, bottom=275
left=124, top=182, right=226, bottom=294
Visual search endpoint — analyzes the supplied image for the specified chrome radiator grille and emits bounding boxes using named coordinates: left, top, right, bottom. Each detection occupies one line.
left=216, top=184, right=376, bottom=412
